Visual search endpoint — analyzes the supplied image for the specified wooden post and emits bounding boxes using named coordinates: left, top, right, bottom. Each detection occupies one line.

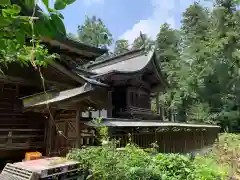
left=76, top=109, right=81, bottom=148
left=107, top=90, right=112, bottom=118
left=156, top=92, right=159, bottom=114
left=46, top=109, right=56, bottom=156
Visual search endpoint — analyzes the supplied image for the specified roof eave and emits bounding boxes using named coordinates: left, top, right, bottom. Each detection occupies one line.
left=41, top=37, right=107, bottom=58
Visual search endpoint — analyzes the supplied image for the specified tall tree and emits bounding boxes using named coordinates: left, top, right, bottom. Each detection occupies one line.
left=155, top=23, right=180, bottom=85
left=77, top=16, right=113, bottom=48
left=159, top=3, right=211, bottom=122
left=157, top=0, right=240, bottom=130
left=132, top=33, right=153, bottom=50
left=155, top=23, right=182, bottom=121
left=114, top=39, right=129, bottom=54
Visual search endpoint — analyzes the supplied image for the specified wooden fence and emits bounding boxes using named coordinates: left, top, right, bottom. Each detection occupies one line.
left=111, top=129, right=219, bottom=153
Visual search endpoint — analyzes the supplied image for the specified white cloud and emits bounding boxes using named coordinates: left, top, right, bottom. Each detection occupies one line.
left=83, top=0, right=104, bottom=6
left=120, top=0, right=193, bottom=45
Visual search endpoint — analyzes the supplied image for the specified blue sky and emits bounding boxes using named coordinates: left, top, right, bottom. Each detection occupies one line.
left=39, top=0, right=211, bottom=45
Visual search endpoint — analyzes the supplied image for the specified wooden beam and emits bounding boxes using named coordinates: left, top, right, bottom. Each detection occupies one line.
left=0, top=75, right=39, bottom=87
left=45, top=80, right=75, bottom=89
left=48, top=60, right=85, bottom=84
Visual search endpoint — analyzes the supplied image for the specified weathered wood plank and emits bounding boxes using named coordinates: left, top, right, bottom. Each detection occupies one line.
left=0, top=129, right=43, bottom=132
left=0, top=135, right=44, bottom=139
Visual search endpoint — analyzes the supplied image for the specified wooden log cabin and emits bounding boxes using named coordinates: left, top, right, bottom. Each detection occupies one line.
left=19, top=45, right=220, bottom=157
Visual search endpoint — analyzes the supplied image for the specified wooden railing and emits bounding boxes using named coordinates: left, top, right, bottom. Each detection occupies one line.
left=117, top=106, right=160, bottom=118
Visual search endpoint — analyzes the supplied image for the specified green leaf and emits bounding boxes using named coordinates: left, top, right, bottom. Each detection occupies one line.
left=0, top=39, right=6, bottom=49
left=48, top=8, right=64, bottom=19
left=54, top=0, right=66, bottom=10
left=16, top=31, right=25, bottom=45
left=24, top=0, right=35, bottom=10
left=50, top=13, right=66, bottom=36
left=42, top=0, right=49, bottom=9
left=0, top=17, right=11, bottom=27
left=64, top=0, right=76, bottom=5
left=0, top=0, right=10, bottom=5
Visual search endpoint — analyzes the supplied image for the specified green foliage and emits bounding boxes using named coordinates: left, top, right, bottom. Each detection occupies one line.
left=77, top=15, right=113, bottom=48
left=67, top=141, right=227, bottom=180
left=91, top=117, right=109, bottom=144
left=54, top=0, right=76, bottom=10
left=155, top=1, right=240, bottom=128
left=114, top=39, right=129, bottom=54
left=203, top=133, right=240, bottom=179
left=0, top=0, right=75, bottom=69
left=187, top=102, right=211, bottom=123
left=132, top=33, right=153, bottom=50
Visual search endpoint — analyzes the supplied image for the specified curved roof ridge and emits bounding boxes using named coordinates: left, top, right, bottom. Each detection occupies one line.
left=89, top=50, right=154, bottom=74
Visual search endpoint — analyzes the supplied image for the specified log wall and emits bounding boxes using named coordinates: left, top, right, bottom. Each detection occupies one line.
left=0, top=82, right=45, bottom=169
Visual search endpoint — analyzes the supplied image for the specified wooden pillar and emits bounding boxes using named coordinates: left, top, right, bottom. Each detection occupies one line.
left=46, top=109, right=56, bottom=156
left=76, top=109, right=81, bottom=148
left=107, top=90, right=112, bottom=118
left=156, top=92, right=159, bottom=114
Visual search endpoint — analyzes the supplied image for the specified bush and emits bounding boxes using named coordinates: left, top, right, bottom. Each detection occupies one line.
left=67, top=141, right=228, bottom=180
left=206, top=133, right=240, bottom=179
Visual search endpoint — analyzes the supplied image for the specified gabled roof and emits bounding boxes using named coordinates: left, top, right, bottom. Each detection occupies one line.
left=87, top=48, right=168, bottom=88
left=87, top=49, right=145, bottom=73
left=88, top=49, right=152, bottom=74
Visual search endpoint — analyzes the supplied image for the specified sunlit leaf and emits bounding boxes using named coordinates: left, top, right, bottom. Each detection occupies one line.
left=48, top=8, right=64, bottom=19
left=54, top=0, right=66, bottom=10
left=64, top=0, right=76, bottom=5
left=50, top=13, right=66, bottom=36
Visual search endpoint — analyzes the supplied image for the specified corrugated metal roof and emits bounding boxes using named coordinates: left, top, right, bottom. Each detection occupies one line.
left=89, top=50, right=154, bottom=74
left=86, top=120, right=220, bottom=128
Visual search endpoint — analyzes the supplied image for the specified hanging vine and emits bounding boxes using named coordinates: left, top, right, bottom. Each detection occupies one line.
left=0, top=0, right=75, bottom=69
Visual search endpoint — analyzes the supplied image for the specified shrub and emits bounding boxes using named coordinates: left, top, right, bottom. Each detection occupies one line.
left=67, top=141, right=228, bottom=180
left=153, top=153, right=196, bottom=180
left=206, top=133, right=240, bottom=179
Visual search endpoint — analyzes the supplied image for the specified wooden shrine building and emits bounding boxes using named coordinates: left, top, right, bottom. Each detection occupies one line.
left=0, top=37, right=107, bottom=167
left=20, top=45, right=220, bottom=156
left=0, top=36, right=220, bottom=167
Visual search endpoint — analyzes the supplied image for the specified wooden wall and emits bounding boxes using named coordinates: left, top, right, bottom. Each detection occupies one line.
left=0, top=82, right=45, bottom=168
